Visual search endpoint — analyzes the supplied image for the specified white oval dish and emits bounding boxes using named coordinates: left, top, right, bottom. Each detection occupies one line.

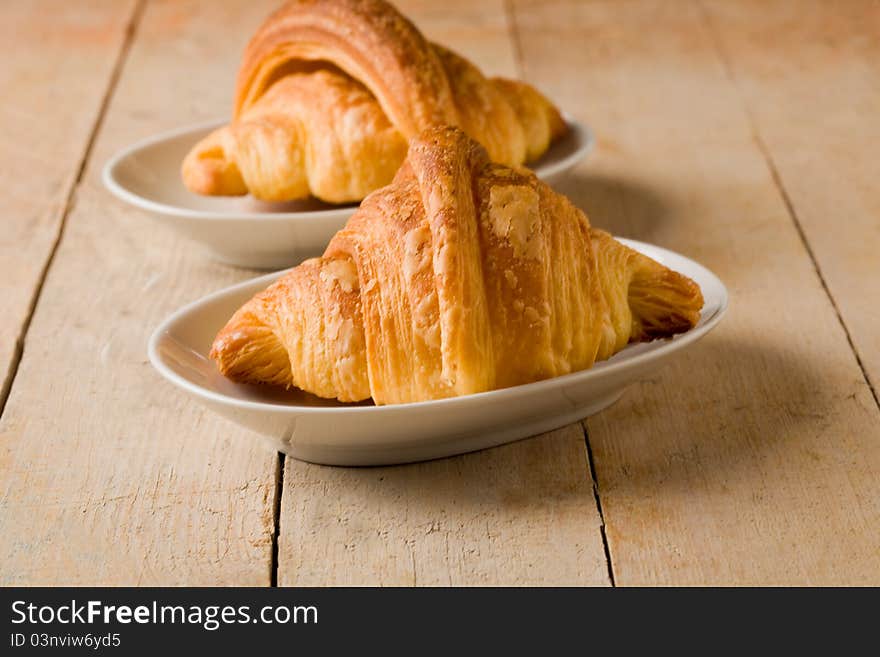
left=103, top=118, right=594, bottom=269
left=149, top=239, right=727, bottom=466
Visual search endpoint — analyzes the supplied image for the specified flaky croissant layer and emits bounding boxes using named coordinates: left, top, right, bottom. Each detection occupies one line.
left=210, top=127, right=704, bottom=405
left=182, top=0, right=566, bottom=203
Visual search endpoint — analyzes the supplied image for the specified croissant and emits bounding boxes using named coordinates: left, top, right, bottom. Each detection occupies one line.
left=210, top=127, right=704, bottom=405
left=182, top=0, right=566, bottom=204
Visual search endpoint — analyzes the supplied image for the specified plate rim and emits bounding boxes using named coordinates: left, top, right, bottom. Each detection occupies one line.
left=102, top=115, right=594, bottom=222
left=148, top=238, right=729, bottom=415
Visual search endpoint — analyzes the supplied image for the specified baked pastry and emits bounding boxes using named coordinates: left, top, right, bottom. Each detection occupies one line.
left=182, top=0, right=566, bottom=203
left=210, top=127, right=704, bottom=404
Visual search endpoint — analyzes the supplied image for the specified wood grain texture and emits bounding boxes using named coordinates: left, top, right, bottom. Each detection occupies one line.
left=280, top=426, right=609, bottom=586
left=0, top=0, right=138, bottom=404
left=700, top=0, right=880, bottom=399
left=5, top=0, right=877, bottom=587
left=511, top=0, right=880, bottom=585
left=0, top=0, right=286, bottom=585
left=277, top=0, right=610, bottom=586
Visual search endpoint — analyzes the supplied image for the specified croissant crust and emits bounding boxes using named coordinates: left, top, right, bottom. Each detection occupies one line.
left=211, top=127, right=704, bottom=405
left=182, top=0, right=566, bottom=203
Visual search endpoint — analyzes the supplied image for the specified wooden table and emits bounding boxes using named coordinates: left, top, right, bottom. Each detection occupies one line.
left=2, top=0, right=878, bottom=586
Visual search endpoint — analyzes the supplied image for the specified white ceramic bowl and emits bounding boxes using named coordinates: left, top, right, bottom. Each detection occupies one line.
left=103, top=118, right=594, bottom=269
left=149, top=239, right=727, bottom=466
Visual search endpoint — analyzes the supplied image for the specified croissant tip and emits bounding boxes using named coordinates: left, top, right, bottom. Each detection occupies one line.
left=208, top=330, right=241, bottom=377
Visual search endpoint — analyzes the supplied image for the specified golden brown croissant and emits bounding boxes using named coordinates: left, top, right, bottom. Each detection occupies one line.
left=182, top=0, right=566, bottom=203
left=210, top=127, right=704, bottom=405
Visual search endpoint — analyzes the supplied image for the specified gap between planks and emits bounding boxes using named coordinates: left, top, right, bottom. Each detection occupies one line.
left=505, top=0, right=617, bottom=586
left=582, top=424, right=616, bottom=586
left=696, top=0, right=880, bottom=412
left=0, top=0, right=147, bottom=418
left=271, top=453, right=286, bottom=587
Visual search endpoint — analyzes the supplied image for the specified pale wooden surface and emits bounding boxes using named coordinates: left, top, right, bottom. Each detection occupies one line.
left=701, top=0, right=880, bottom=398
left=511, top=0, right=880, bottom=585
left=0, top=0, right=138, bottom=405
left=0, top=0, right=283, bottom=586
left=1, top=0, right=879, bottom=586
left=280, top=426, right=609, bottom=586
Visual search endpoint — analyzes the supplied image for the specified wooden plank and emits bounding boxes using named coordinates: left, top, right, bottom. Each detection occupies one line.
left=278, top=0, right=610, bottom=586
left=700, top=0, right=880, bottom=399
left=402, top=0, right=519, bottom=74
left=0, top=0, right=286, bottom=585
left=280, top=427, right=609, bottom=586
left=511, top=0, right=880, bottom=585
left=0, top=0, right=138, bottom=405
